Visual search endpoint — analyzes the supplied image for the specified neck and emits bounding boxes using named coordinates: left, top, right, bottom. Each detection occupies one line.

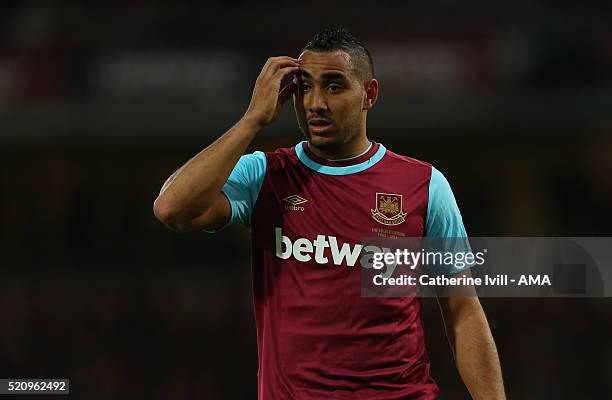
left=308, top=136, right=371, bottom=160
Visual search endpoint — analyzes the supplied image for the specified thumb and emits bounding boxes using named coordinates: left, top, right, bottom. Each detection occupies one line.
left=279, top=82, right=296, bottom=105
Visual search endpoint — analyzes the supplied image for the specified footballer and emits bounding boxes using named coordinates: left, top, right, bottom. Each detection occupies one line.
left=154, top=27, right=505, bottom=399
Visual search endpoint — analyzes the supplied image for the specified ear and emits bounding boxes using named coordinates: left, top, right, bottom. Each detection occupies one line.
left=362, top=79, right=379, bottom=110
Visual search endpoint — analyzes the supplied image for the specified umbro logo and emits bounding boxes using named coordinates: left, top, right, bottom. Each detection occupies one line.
left=283, top=195, right=308, bottom=211
left=283, top=195, right=308, bottom=205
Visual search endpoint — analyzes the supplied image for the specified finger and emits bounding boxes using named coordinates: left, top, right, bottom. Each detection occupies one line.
left=274, top=66, right=299, bottom=81
left=279, top=82, right=296, bottom=104
left=263, top=58, right=299, bottom=78
left=261, top=56, right=297, bottom=74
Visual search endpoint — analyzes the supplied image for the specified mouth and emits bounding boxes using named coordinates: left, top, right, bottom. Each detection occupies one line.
left=308, top=118, right=334, bottom=134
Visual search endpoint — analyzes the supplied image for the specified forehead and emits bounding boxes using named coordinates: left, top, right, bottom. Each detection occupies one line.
left=297, top=50, right=356, bottom=78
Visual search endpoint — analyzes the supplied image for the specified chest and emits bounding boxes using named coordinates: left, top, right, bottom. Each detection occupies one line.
left=254, top=165, right=429, bottom=241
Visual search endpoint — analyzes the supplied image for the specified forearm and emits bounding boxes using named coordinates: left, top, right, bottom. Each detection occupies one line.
left=449, top=302, right=505, bottom=399
left=154, top=115, right=261, bottom=222
left=153, top=56, right=298, bottom=229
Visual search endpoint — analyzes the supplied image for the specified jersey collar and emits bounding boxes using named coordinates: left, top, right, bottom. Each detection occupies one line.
left=295, top=141, right=386, bottom=175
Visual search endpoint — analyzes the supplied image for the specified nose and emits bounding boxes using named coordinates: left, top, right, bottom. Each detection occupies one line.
left=307, top=87, right=329, bottom=114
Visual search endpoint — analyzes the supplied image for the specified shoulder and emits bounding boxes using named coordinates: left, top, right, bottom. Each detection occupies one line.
left=384, top=148, right=432, bottom=168
left=232, top=150, right=267, bottom=177
left=264, top=144, right=296, bottom=158
left=262, top=144, right=300, bottom=170
left=381, top=147, right=433, bottom=178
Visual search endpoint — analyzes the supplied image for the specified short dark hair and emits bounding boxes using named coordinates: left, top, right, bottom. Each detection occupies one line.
left=302, top=27, right=374, bottom=82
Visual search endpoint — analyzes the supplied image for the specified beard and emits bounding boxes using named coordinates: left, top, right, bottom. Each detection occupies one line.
left=307, top=134, right=344, bottom=152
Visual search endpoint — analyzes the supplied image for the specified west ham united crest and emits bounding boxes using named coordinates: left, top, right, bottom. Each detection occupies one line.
left=371, top=193, right=407, bottom=226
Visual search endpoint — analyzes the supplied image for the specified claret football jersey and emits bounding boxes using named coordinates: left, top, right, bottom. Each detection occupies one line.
left=210, top=141, right=470, bottom=400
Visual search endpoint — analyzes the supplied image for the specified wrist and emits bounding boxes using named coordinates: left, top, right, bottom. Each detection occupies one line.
left=240, top=112, right=266, bottom=132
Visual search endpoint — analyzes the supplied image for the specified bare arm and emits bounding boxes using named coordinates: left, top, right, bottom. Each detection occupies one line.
left=438, top=272, right=506, bottom=399
left=153, top=56, right=299, bottom=232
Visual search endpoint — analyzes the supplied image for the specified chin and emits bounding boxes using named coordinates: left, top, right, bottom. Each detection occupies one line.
left=307, top=135, right=343, bottom=152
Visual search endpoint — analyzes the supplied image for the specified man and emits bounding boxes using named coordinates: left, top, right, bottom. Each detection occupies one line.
left=154, top=27, right=505, bottom=399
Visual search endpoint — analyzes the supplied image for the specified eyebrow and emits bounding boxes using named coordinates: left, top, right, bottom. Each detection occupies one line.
left=297, top=69, right=349, bottom=82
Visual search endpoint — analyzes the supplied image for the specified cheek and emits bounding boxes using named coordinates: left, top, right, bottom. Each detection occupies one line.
left=339, top=96, right=364, bottom=120
left=294, top=93, right=306, bottom=108
left=293, top=96, right=306, bottom=116
left=293, top=97, right=309, bottom=131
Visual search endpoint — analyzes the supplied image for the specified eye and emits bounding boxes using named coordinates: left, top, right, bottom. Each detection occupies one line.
left=299, top=83, right=311, bottom=92
left=327, top=84, right=342, bottom=93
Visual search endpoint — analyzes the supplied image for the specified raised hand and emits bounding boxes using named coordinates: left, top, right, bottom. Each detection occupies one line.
left=244, top=56, right=299, bottom=128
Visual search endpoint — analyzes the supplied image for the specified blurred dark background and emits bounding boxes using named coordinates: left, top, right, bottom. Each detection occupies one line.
left=1, top=1, right=611, bottom=399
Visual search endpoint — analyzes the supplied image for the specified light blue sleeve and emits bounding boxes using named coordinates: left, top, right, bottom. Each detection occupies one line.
left=205, top=151, right=267, bottom=232
left=425, top=166, right=473, bottom=275
left=426, top=166, right=468, bottom=238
